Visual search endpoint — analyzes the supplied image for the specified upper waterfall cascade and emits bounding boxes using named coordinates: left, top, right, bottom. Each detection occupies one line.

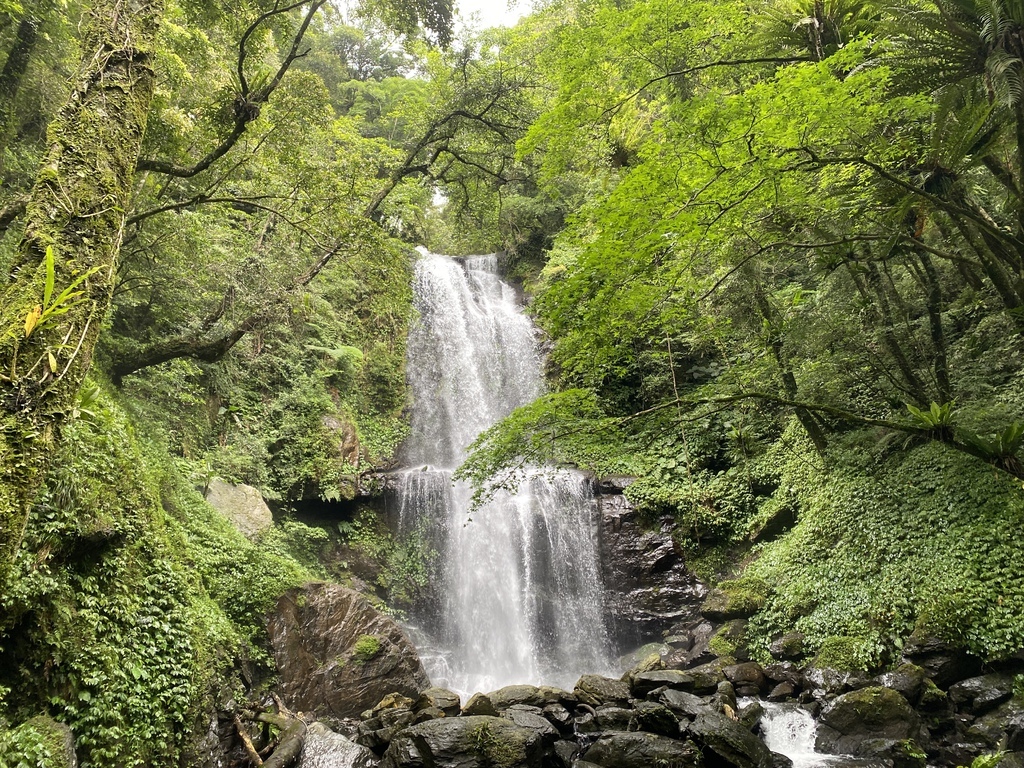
left=394, top=249, right=614, bottom=695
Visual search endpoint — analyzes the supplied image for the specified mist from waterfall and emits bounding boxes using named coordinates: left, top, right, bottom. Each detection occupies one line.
left=393, top=250, right=613, bottom=696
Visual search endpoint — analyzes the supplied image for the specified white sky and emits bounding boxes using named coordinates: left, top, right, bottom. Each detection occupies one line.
left=455, top=0, right=527, bottom=28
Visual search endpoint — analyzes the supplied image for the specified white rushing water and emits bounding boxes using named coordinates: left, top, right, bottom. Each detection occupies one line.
left=757, top=701, right=875, bottom=768
left=394, top=250, right=614, bottom=696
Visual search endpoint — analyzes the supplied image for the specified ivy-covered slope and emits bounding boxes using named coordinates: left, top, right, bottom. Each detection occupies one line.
left=0, top=385, right=317, bottom=767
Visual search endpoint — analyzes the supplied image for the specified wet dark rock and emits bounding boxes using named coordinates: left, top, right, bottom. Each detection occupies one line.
left=659, top=689, right=711, bottom=721
left=501, top=707, right=559, bottom=746
left=769, top=632, right=806, bottom=661
left=873, top=663, right=927, bottom=706
left=948, top=673, right=1015, bottom=715
left=413, top=707, right=446, bottom=723
left=598, top=494, right=706, bottom=644
left=594, top=705, right=634, bottom=731
left=417, top=687, right=461, bottom=717
left=552, top=740, right=579, bottom=767
left=541, top=702, right=573, bottom=731
left=575, top=675, right=631, bottom=707
left=582, top=731, right=701, bottom=768
left=630, top=669, right=697, bottom=697
left=381, top=715, right=542, bottom=768
left=686, top=657, right=736, bottom=694
left=965, top=699, right=1024, bottom=749
left=619, top=646, right=667, bottom=685
left=802, top=666, right=868, bottom=700
left=764, top=662, right=802, bottom=687
left=630, top=700, right=681, bottom=737
left=738, top=699, right=764, bottom=731
left=267, top=582, right=429, bottom=719
left=725, top=662, right=767, bottom=694
left=688, top=708, right=781, bottom=768
left=489, top=684, right=547, bottom=710
left=596, top=475, right=635, bottom=494
left=665, top=634, right=694, bottom=651
left=767, top=682, right=796, bottom=702
left=816, top=686, right=925, bottom=757
left=538, top=686, right=577, bottom=706
left=901, top=631, right=983, bottom=688
left=462, top=693, right=499, bottom=717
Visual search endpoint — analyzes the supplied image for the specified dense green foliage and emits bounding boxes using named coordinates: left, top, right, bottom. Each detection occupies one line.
left=3, top=0, right=1024, bottom=760
left=449, top=0, right=1024, bottom=668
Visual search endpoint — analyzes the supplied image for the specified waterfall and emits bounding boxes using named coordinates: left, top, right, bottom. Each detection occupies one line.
left=393, top=250, right=613, bottom=696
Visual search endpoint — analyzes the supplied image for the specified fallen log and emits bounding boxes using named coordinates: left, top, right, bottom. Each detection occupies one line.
left=257, top=711, right=307, bottom=768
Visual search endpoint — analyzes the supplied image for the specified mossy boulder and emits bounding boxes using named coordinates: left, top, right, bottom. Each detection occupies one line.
left=574, top=674, right=631, bottom=707
left=701, top=582, right=765, bottom=621
left=582, top=731, right=701, bottom=768
left=380, top=716, right=542, bottom=768
left=816, top=686, right=925, bottom=757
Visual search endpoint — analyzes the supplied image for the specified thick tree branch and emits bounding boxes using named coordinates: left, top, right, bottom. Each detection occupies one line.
left=136, top=0, right=325, bottom=178
left=110, top=238, right=344, bottom=383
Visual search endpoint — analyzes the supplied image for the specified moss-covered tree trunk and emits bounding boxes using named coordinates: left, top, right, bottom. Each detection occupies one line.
left=0, top=0, right=163, bottom=584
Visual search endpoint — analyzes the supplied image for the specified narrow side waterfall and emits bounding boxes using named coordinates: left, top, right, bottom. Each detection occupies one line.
left=394, top=250, right=613, bottom=695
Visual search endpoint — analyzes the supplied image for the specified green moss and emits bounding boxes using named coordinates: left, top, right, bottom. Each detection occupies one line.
left=0, top=383, right=315, bottom=767
left=353, top=634, right=382, bottom=663
left=813, top=636, right=868, bottom=671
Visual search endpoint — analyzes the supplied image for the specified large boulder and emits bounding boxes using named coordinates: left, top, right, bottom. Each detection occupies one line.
left=300, top=722, right=377, bottom=768
left=597, top=493, right=706, bottom=644
left=380, top=716, right=542, bottom=768
left=687, top=709, right=783, bottom=768
left=582, top=731, right=700, bottom=768
left=901, top=631, right=982, bottom=688
left=816, top=686, right=925, bottom=757
left=948, top=673, right=1015, bottom=715
left=268, top=582, right=430, bottom=718
left=204, top=478, right=273, bottom=539
left=575, top=675, right=631, bottom=707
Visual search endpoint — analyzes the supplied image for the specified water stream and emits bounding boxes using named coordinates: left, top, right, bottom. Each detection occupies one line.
left=756, top=701, right=880, bottom=768
left=392, top=250, right=614, bottom=696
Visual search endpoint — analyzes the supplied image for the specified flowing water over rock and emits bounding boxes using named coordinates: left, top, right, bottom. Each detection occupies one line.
left=757, top=702, right=880, bottom=768
left=393, top=250, right=614, bottom=695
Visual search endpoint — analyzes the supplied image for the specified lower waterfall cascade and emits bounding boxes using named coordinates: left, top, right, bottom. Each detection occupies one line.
left=392, top=249, right=615, bottom=695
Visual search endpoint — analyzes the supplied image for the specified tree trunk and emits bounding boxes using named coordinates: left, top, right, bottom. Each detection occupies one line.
left=0, top=0, right=163, bottom=584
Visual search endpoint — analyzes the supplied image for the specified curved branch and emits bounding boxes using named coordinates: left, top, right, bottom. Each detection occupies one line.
left=109, top=238, right=345, bottom=382
left=602, top=56, right=814, bottom=118
left=136, top=0, right=325, bottom=179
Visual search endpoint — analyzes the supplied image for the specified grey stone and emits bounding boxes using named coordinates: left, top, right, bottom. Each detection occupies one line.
left=416, top=687, right=461, bottom=717
left=204, top=478, right=273, bottom=539
left=948, top=674, right=1015, bottom=715
left=488, top=684, right=546, bottom=710
left=462, top=693, right=499, bottom=717
left=688, top=708, right=780, bottom=768
left=300, top=722, right=377, bottom=768
left=575, top=675, right=631, bottom=707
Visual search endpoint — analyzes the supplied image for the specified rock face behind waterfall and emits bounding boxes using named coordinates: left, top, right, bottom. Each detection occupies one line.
left=268, top=582, right=429, bottom=718
left=597, top=490, right=707, bottom=645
